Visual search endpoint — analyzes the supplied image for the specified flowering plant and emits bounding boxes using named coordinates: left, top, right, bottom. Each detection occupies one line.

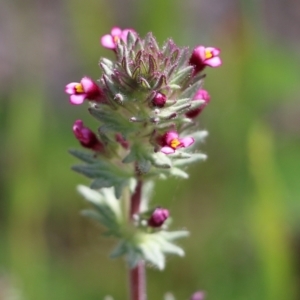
left=65, top=26, right=221, bottom=300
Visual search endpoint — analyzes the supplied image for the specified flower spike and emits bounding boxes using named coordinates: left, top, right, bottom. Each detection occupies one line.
left=73, top=120, right=103, bottom=152
left=186, top=89, right=211, bottom=118
left=101, top=27, right=136, bottom=50
left=65, top=77, right=102, bottom=105
left=67, top=28, right=220, bottom=275
left=161, top=131, right=194, bottom=154
left=189, top=45, right=222, bottom=74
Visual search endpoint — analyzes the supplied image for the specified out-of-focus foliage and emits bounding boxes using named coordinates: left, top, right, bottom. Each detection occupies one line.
left=1, top=0, right=300, bottom=299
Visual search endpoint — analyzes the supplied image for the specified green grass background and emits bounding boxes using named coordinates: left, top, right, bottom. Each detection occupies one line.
left=1, top=0, right=300, bottom=299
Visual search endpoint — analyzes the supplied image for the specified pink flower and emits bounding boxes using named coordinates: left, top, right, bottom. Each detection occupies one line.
left=101, top=27, right=136, bottom=50
left=190, top=291, right=206, bottom=300
left=73, top=120, right=103, bottom=152
left=186, top=89, right=211, bottom=118
left=65, top=77, right=102, bottom=105
left=161, top=131, right=194, bottom=154
left=148, top=207, right=169, bottom=228
left=152, top=92, right=167, bottom=108
left=189, top=45, right=222, bottom=74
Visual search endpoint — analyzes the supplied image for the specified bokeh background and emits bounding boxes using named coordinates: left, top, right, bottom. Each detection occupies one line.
left=1, top=0, right=300, bottom=299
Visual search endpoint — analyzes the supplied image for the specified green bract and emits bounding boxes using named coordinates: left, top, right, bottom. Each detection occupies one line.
left=78, top=185, right=189, bottom=270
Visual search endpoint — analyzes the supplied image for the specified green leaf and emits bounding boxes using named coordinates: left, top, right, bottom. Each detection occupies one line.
left=122, top=149, right=137, bottom=163
left=72, top=164, right=102, bottom=179
left=114, top=181, right=128, bottom=199
left=139, top=241, right=165, bottom=269
left=89, top=107, right=134, bottom=134
left=126, top=30, right=136, bottom=49
left=170, top=167, right=189, bottom=178
left=180, top=80, right=202, bottom=99
left=69, top=149, right=98, bottom=164
left=189, top=99, right=205, bottom=111
left=170, top=66, right=194, bottom=85
left=160, top=230, right=190, bottom=241
left=110, top=240, right=128, bottom=258
left=176, top=47, right=190, bottom=69
left=150, top=152, right=172, bottom=169
left=137, top=158, right=152, bottom=174
left=103, top=74, right=120, bottom=96
left=77, top=185, right=122, bottom=235
left=168, top=151, right=192, bottom=159
left=173, top=153, right=207, bottom=167
left=100, top=61, right=114, bottom=76
left=90, top=178, right=115, bottom=189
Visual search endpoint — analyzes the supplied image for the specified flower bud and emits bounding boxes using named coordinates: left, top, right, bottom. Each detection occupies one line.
left=148, top=207, right=169, bottom=228
left=189, top=45, right=221, bottom=74
left=73, top=120, right=103, bottom=152
left=152, top=92, right=167, bottom=108
left=186, top=89, right=210, bottom=118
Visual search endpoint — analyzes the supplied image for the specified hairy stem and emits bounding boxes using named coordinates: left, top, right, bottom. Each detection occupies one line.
left=129, top=179, right=147, bottom=300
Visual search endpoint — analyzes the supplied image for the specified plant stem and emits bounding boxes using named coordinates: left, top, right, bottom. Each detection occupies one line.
left=129, top=179, right=147, bottom=300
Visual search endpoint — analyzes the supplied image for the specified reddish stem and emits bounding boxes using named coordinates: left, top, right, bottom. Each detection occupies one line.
left=129, top=179, right=147, bottom=300
left=130, top=179, right=142, bottom=217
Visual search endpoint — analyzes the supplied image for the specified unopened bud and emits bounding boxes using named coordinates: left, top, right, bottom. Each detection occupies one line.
left=148, top=207, right=169, bottom=227
left=152, top=92, right=167, bottom=108
left=73, top=120, right=103, bottom=152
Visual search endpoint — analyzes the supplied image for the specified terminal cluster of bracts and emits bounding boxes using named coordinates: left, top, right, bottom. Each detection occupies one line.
left=66, top=27, right=221, bottom=197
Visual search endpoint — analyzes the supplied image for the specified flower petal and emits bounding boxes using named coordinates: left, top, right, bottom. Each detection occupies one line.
left=101, top=34, right=115, bottom=49
left=161, top=146, right=175, bottom=154
left=65, top=82, right=78, bottom=94
left=73, top=120, right=83, bottom=132
left=111, top=27, right=122, bottom=36
left=193, top=89, right=210, bottom=102
left=70, top=94, right=86, bottom=105
left=180, top=137, right=194, bottom=147
left=205, top=56, right=222, bottom=67
left=206, top=47, right=220, bottom=56
left=81, top=77, right=94, bottom=92
left=165, top=131, right=179, bottom=144
left=194, top=45, right=206, bottom=61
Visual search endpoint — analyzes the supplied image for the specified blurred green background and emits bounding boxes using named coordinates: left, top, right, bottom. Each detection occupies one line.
left=1, top=0, right=300, bottom=299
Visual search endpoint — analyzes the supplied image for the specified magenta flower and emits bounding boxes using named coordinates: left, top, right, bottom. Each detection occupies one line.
left=101, top=27, right=136, bottom=50
left=186, top=89, right=211, bottom=118
left=189, top=45, right=221, bottom=74
left=161, top=131, right=194, bottom=154
left=73, top=120, right=103, bottom=152
left=148, top=207, right=169, bottom=228
left=190, top=291, right=206, bottom=300
left=65, top=77, right=102, bottom=105
left=152, top=92, right=167, bottom=108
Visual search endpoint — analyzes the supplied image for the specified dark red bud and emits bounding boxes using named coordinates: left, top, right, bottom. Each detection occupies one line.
left=152, top=92, right=167, bottom=108
left=73, top=120, right=103, bottom=151
left=148, top=207, right=169, bottom=228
